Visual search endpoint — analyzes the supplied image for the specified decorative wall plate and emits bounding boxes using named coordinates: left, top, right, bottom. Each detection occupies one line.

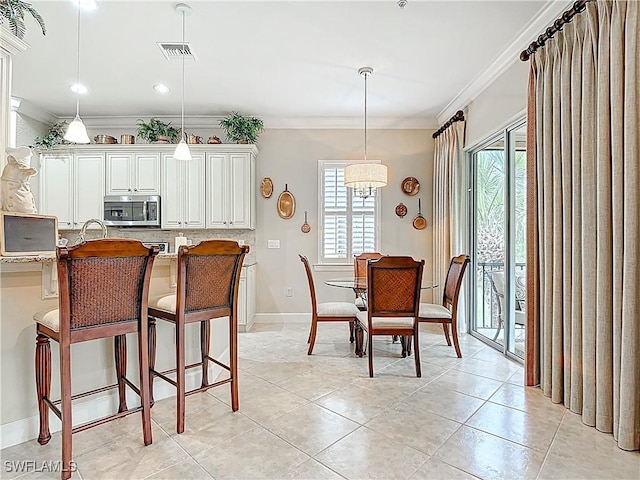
left=277, top=184, right=296, bottom=219
left=401, top=177, right=420, bottom=196
left=395, top=203, right=407, bottom=218
left=260, top=177, right=274, bottom=198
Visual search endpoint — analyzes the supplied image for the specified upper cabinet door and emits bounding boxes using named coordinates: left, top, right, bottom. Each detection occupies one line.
left=161, top=154, right=183, bottom=229
left=229, top=153, right=252, bottom=229
left=74, top=153, right=105, bottom=227
left=106, top=153, right=133, bottom=194
left=133, top=153, right=161, bottom=194
left=183, top=153, right=206, bottom=229
left=205, top=153, right=227, bottom=228
left=40, top=153, right=73, bottom=227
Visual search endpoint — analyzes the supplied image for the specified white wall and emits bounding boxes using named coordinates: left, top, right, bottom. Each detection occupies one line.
left=253, top=128, right=435, bottom=315
left=464, top=60, right=529, bottom=148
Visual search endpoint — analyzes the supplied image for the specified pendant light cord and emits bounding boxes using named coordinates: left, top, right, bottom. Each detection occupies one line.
left=364, top=71, right=368, bottom=161
left=181, top=10, right=186, bottom=141
left=75, top=7, right=81, bottom=117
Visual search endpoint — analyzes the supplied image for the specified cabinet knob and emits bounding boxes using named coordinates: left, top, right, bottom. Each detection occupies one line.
left=179, top=221, right=182, bottom=225
left=223, top=221, right=227, bottom=225
left=230, top=222, right=233, bottom=225
left=134, top=188, right=138, bottom=192
left=128, top=188, right=132, bottom=192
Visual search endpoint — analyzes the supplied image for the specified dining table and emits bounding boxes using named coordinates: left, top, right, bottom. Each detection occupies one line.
left=325, top=277, right=438, bottom=357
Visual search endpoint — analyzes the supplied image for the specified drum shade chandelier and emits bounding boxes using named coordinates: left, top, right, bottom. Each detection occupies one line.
left=173, top=3, right=192, bottom=161
left=344, top=67, right=387, bottom=198
left=64, top=5, right=90, bottom=144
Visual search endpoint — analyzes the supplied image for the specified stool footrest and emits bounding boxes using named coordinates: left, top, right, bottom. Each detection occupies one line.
left=186, top=377, right=232, bottom=396
left=150, top=368, right=178, bottom=387
left=205, top=355, right=230, bottom=372
left=72, top=406, right=143, bottom=434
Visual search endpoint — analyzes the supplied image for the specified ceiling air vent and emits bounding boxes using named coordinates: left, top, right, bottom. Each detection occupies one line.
left=157, top=42, right=197, bottom=61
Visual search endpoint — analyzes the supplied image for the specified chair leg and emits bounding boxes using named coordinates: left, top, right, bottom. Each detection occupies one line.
left=349, top=320, right=355, bottom=343
left=442, top=323, right=452, bottom=346
left=230, top=313, right=239, bottom=412
left=114, top=335, right=128, bottom=413
left=59, top=342, right=73, bottom=480
left=148, top=317, right=156, bottom=406
left=201, top=320, right=211, bottom=388
left=368, top=332, right=374, bottom=378
left=413, top=329, right=421, bottom=378
left=451, top=320, right=462, bottom=358
left=35, top=333, right=51, bottom=445
left=307, top=316, right=318, bottom=355
left=354, top=321, right=365, bottom=357
left=138, top=317, right=152, bottom=446
left=175, top=322, right=186, bottom=434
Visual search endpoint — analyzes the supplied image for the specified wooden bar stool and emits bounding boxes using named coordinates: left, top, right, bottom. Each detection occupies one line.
left=148, top=240, right=248, bottom=434
left=34, top=239, right=158, bottom=480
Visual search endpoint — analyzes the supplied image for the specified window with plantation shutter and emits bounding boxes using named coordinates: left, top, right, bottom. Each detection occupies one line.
left=319, top=161, right=379, bottom=264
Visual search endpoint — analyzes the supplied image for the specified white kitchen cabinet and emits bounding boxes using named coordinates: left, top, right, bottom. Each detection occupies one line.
left=40, top=152, right=104, bottom=229
left=206, top=152, right=255, bottom=229
left=238, top=263, right=256, bottom=332
left=106, top=152, right=161, bottom=195
left=161, top=152, right=205, bottom=229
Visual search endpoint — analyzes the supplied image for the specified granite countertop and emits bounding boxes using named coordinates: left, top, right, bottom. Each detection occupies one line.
left=0, top=253, right=256, bottom=266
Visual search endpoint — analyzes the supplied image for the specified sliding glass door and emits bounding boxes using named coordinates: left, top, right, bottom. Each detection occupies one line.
left=469, top=120, right=527, bottom=359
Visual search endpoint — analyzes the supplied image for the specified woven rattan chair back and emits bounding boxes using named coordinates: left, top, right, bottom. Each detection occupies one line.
left=367, top=256, right=424, bottom=317
left=441, top=254, right=470, bottom=309
left=178, top=240, right=249, bottom=315
left=57, top=239, right=157, bottom=331
left=354, top=252, right=383, bottom=279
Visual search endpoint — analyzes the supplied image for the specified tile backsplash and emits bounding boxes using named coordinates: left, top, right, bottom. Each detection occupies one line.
left=59, top=228, right=256, bottom=263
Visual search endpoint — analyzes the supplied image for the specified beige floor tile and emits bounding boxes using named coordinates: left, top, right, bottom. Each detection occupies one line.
left=488, top=383, right=566, bottom=420
left=231, top=381, right=309, bottom=425
left=315, top=426, right=428, bottom=480
left=281, top=458, right=345, bottom=479
left=454, top=357, right=521, bottom=382
left=466, top=402, right=561, bottom=452
left=74, top=430, right=188, bottom=480
left=408, top=385, right=485, bottom=423
left=193, top=427, right=309, bottom=479
left=1, top=436, right=64, bottom=480
left=151, top=391, right=227, bottom=430
left=241, top=358, right=314, bottom=383
left=144, top=458, right=213, bottom=479
left=276, top=370, right=353, bottom=401
left=427, top=369, right=503, bottom=400
left=408, top=458, right=480, bottom=479
left=314, top=383, right=404, bottom=424
left=433, top=426, right=545, bottom=480
left=262, top=403, right=359, bottom=456
left=506, top=369, right=525, bottom=386
left=365, top=401, right=462, bottom=456
left=538, top=411, right=640, bottom=479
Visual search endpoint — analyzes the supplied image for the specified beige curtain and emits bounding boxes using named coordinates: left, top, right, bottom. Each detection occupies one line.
left=529, top=0, right=639, bottom=451
left=432, top=121, right=467, bottom=327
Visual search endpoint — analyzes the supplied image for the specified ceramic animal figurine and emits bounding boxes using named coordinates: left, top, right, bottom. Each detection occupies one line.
left=1, top=146, right=38, bottom=213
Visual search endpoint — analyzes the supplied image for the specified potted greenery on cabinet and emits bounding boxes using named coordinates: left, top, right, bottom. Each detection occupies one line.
left=219, top=112, right=264, bottom=144
left=136, top=118, right=181, bottom=144
left=1, top=0, right=46, bottom=39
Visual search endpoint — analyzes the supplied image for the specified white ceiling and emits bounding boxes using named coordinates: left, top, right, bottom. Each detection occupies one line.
left=11, top=0, right=548, bottom=128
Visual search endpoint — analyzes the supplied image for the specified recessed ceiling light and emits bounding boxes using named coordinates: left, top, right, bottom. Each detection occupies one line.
left=70, top=83, right=88, bottom=94
left=153, top=84, right=170, bottom=94
left=73, top=0, right=99, bottom=11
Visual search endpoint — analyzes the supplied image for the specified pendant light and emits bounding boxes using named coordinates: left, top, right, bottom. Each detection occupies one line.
left=64, top=4, right=90, bottom=144
left=173, top=3, right=192, bottom=161
left=344, top=67, right=387, bottom=198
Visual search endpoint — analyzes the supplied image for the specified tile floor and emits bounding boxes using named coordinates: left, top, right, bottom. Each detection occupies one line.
left=2, top=322, right=639, bottom=479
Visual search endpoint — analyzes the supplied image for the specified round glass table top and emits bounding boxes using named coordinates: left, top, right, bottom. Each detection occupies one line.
left=325, top=278, right=438, bottom=290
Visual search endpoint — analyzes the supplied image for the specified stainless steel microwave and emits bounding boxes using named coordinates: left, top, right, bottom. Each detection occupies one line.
left=103, top=195, right=160, bottom=227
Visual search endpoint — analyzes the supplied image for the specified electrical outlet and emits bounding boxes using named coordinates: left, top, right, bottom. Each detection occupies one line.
left=238, top=239, right=245, bottom=246
left=268, top=240, right=280, bottom=249
left=286, top=287, right=292, bottom=297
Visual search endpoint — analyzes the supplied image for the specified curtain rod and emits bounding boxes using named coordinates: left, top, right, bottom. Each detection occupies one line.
left=432, top=110, right=464, bottom=139
left=520, top=0, right=594, bottom=61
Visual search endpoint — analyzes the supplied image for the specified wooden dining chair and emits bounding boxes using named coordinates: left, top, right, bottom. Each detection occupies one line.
left=353, top=252, right=383, bottom=311
left=418, top=254, right=470, bottom=358
left=299, top=254, right=361, bottom=355
left=33, top=239, right=158, bottom=480
left=148, top=240, right=248, bottom=434
left=356, top=256, right=424, bottom=377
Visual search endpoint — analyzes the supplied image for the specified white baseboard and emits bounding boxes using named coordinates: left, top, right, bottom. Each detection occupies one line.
left=252, top=313, right=309, bottom=324
left=0, top=349, right=229, bottom=450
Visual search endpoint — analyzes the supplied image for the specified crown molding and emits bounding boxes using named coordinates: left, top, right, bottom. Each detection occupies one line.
left=0, top=26, right=29, bottom=55
left=14, top=98, right=57, bottom=125
left=59, top=114, right=438, bottom=130
left=436, top=0, right=572, bottom=125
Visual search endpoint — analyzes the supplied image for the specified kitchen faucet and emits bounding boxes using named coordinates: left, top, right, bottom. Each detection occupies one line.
left=75, top=218, right=108, bottom=244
